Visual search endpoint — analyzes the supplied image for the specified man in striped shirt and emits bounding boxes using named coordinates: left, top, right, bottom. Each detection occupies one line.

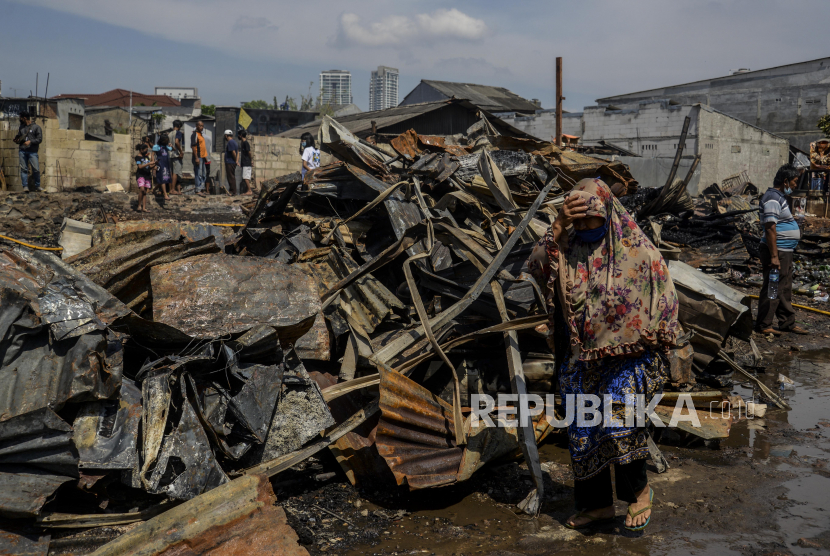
left=755, top=163, right=808, bottom=335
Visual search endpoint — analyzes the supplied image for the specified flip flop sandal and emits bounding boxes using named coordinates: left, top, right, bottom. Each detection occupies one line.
left=625, top=487, right=654, bottom=532
left=563, top=511, right=616, bottom=530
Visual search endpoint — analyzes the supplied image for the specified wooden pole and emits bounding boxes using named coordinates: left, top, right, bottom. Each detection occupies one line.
left=555, top=57, right=563, bottom=147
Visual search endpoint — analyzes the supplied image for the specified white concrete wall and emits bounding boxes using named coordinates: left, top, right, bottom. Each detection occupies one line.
left=696, top=107, right=789, bottom=194
left=498, top=101, right=788, bottom=196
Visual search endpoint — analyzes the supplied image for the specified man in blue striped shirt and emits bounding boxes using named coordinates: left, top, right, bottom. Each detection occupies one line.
left=755, top=163, right=808, bottom=335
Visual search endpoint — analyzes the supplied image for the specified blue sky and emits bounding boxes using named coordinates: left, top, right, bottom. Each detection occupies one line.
left=2, top=0, right=829, bottom=113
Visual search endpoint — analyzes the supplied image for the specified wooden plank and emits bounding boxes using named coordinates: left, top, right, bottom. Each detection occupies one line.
left=653, top=405, right=731, bottom=440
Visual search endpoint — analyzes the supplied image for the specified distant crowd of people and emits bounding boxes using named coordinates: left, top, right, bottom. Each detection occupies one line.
left=14, top=107, right=323, bottom=207
left=132, top=122, right=321, bottom=212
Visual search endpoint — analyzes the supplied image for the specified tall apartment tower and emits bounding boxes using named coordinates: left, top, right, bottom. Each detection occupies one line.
left=319, top=70, right=352, bottom=106
left=369, top=66, right=399, bottom=111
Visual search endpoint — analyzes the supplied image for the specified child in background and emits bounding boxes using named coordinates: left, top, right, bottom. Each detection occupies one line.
left=300, top=132, right=320, bottom=180
left=153, top=134, right=173, bottom=200
left=135, top=143, right=154, bottom=212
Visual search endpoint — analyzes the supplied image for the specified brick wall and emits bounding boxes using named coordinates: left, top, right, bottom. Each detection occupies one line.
left=248, top=136, right=334, bottom=185
left=0, top=118, right=132, bottom=191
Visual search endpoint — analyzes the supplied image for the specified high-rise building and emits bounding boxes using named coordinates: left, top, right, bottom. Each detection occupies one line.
left=369, top=66, right=399, bottom=111
left=319, top=70, right=352, bottom=106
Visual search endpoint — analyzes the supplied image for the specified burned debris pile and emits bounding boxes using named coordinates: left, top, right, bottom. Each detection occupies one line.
left=0, top=112, right=798, bottom=553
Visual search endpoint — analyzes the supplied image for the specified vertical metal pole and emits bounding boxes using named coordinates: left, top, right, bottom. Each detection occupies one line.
left=555, top=57, right=563, bottom=148
left=664, top=116, right=691, bottom=188
left=129, top=90, right=133, bottom=127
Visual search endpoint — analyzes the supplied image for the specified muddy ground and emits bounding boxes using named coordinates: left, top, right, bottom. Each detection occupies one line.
left=273, top=303, right=830, bottom=556
left=0, top=190, right=249, bottom=247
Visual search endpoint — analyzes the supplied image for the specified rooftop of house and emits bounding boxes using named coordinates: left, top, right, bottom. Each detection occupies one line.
left=52, top=89, right=181, bottom=108
left=403, top=80, right=540, bottom=113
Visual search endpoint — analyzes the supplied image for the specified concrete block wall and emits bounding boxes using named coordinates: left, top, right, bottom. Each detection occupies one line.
left=696, top=108, right=789, bottom=194
left=0, top=118, right=132, bottom=191
left=499, top=101, right=698, bottom=158
left=249, top=136, right=333, bottom=184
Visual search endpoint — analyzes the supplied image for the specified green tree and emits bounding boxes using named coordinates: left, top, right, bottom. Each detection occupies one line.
left=299, top=81, right=315, bottom=111
left=283, top=96, right=298, bottom=111
left=818, top=114, right=830, bottom=137
left=242, top=100, right=271, bottom=109
left=201, top=104, right=216, bottom=116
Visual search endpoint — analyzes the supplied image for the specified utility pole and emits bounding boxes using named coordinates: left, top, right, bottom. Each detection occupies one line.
left=129, top=90, right=132, bottom=127
left=555, top=57, right=563, bottom=148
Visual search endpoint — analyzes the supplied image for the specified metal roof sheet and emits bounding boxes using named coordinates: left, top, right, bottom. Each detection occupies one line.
left=278, top=99, right=530, bottom=140
left=418, top=80, right=540, bottom=113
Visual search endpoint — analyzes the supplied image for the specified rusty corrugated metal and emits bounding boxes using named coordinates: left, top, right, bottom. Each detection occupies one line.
left=310, top=372, right=393, bottom=487
left=416, top=133, right=470, bottom=157
left=390, top=129, right=421, bottom=160
left=375, top=366, right=462, bottom=489
left=90, top=474, right=309, bottom=556
left=391, top=130, right=470, bottom=161
left=150, top=254, right=320, bottom=343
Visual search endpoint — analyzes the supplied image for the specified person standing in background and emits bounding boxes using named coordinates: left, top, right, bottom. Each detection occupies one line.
left=153, top=134, right=173, bottom=200
left=755, top=163, right=808, bottom=336
left=134, top=143, right=155, bottom=212
left=191, top=121, right=208, bottom=197
left=300, top=132, right=320, bottom=180
left=223, top=130, right=238, bottom=195
left=809, top=139, right=830, bottom=192
left=204, top=131, right=213, bottom=194
left=170, top=120, right=184, bottom=195
left=238, top=130, right=254, bottom=196
left=14, top=111, right=42, bottom=193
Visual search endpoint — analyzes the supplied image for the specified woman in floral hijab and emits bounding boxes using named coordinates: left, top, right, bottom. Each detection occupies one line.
left=527, top=178, right=680, bottom=531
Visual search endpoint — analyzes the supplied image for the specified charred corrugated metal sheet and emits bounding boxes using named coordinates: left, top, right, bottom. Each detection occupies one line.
left=0, top=248, right=125, bottom=422
left=0, top=467, right=75, bottom=518
left=299, top=248, right=403, bottom=336
left=0, top=527, right=50, bottom=556
left=346, top=165, right=422, bottom=242
left=146, top=383, right=229, bottom=500
left=150, top=254, right=320, bottom=343
left=90, top=474, right=309, bottom=556
left=0, top=408, right=78, bottom=477
left=91, top=221, right=234, bottom=249
left=74, top=380, right=141, bottom=471
left=375, top=366, right=462, bottom=489
left=68, top=228, right=221, bottom=313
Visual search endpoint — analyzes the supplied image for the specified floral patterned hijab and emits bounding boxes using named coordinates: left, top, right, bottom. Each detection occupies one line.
left=528, top=178, right=680, bottom=361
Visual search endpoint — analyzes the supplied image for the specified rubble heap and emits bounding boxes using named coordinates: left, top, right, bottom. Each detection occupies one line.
left=0, top=114, right=786, bottom=554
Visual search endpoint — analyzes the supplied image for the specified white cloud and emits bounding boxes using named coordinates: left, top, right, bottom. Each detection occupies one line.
left=336, top=13, right=418, bottom=47
left=333, top=8, right=488, bottom=47
left=416, top=9, right=488, bottom=40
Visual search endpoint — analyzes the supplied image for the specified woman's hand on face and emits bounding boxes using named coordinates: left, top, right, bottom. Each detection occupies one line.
left=558, top=195, right=589, bottom=227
